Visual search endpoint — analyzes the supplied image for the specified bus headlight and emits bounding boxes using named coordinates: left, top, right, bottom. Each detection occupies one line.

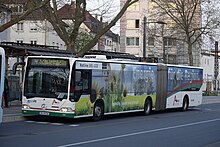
left=60, top=107, right=73, bottom=112
left=22, top=104, right=30, bottom=109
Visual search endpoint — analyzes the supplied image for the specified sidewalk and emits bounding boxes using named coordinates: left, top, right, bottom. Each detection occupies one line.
left=2, top=96, right=220, bottom=123
left=2, top=100, right=24, bottom=123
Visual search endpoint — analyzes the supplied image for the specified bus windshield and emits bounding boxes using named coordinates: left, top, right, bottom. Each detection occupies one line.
left=24, top=58, right=70, bottom=99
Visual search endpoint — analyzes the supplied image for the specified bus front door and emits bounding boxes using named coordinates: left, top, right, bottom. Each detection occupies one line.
left=73, top=70, right=92, bottom=102
left=155, top=64, right=167, bottom=111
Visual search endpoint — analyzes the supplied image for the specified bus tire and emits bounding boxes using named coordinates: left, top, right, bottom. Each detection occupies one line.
left=182, top=97, right=189, bottom=111
left=144, top=98, right=152, bottom=115
left=93, top=102, right=103, bottom=121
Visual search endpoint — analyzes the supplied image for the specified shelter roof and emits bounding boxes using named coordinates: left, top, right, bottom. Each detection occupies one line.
left=85, top=50, right=138, bottom=60
left=0, top=42, right=74, bottom=57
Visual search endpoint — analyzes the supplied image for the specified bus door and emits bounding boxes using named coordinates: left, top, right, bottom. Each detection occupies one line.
left=71, top=70, right=92, bottom=102
left=155, top=64, right=167, bottom=111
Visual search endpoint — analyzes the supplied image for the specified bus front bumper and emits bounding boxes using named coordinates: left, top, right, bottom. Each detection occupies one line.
left=22, top=109, right=75, bottom=118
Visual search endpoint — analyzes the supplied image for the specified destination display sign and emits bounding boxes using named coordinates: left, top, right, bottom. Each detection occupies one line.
left=29, top=58, right=69, bottom=67
left=76, top=61, right=102, bottom=70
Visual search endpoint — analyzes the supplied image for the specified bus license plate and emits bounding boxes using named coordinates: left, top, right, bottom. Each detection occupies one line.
left=39, top=112, right=49, bottom=116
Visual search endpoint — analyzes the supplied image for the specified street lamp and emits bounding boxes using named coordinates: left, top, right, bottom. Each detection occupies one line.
left=142, top=16, right=166, bottom=62
left=160, top=22, right=166, bottom=64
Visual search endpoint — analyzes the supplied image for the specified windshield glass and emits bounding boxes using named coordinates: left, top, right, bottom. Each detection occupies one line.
left=24, top=58, right=70, bottom=99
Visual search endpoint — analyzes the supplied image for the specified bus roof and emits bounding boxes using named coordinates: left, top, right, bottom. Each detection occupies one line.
left=27, top=56, right=203, bottom=69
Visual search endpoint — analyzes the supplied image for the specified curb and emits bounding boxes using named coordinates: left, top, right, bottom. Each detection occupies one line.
left=3, top=114, right=26, bottom=123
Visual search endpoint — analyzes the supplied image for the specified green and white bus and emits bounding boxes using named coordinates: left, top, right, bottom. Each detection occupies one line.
left=22, top=55, right=203, bottom=120
left=0, top=47, right=5, bottom=123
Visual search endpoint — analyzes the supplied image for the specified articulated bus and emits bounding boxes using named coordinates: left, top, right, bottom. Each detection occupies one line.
left=21, top=56, right=203, bottom=120
left=0, top=47, right=5, bottom=123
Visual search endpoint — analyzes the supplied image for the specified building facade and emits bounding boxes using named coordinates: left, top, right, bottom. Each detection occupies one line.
left=120, top=0, right=201, bottom=66
left=201, top=50, right=220, bottom=93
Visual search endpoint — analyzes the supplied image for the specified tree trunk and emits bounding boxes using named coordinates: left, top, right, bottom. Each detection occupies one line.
left=188, top=42, right=193, bottom=66
left=66, top=42, right=75, bottom=53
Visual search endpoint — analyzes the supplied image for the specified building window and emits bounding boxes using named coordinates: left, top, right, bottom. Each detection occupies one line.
left=126, top=37, right=139, bottom=46
left=148, top=37, right=154, bottom=46
left=10, top=4, right=23, bottom=14
left=127, top=20, right=134, bottom=29
left=105, top=40, right=112, bottom=46
left=135, top=19, right=139, bottom=28
left=17, top=22, right=24, bottom=31
left=17, top=40, right=23, bottom=44
left=127, top=19, right=140, bottom=29
left=163, top=37, right=176, bottom=46
left=31, top=40, right=37, bottom=45
left=0, top=12, right=7, bottom=24
left=136, top=37, right=139, bottom=46
left=30, top=23, right=37, bottom=31
left=127, top=2, right=140, bottom=11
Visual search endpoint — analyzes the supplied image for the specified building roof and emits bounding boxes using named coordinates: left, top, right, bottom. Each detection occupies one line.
left=57, top=2, right=119, bottom=41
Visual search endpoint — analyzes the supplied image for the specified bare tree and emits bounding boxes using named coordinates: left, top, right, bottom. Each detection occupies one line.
left=153, top=0, right=220, bottom=66
left=41, top=0, right=138, bottom=57
left=0, top=0, right=50, bottom=32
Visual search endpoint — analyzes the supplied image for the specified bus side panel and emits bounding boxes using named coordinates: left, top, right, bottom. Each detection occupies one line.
left=102, top=63, right=157, bottom=113
left=188, top=90, right=203, bottom=107
left=166, top=90, right=202, bottom=109
left=166, top=66, right=203, bottom=109
left=74, top=61, right=158, bottom=116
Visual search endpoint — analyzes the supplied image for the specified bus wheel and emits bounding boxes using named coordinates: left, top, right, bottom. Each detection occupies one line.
left=182, top=97, right=189, bottom=111
left=144, top=99, right=152, bottom=115
left=93, top=102, right=103, bottom=121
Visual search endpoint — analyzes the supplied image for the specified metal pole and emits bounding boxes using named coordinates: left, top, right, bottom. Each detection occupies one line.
left=45, top=19, right=47, bottom=46
left=143, top=16, right=147, bottom=60
left=162, top=24, right=165, bottom=63
left=214, top=41, right=219, bottom=92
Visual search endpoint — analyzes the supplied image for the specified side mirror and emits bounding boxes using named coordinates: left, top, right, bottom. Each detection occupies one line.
left=13, top=62, right=25, bottom=75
